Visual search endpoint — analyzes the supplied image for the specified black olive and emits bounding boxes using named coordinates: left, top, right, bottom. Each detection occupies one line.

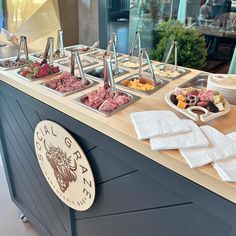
left=207, top=101, right=219, bottom=113
left=170, top=94, right=178, bottom=105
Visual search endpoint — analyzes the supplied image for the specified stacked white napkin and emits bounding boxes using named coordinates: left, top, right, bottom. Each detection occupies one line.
left=131, top=110, right=236, bottom=182
left=180, top=126, right=236, bottom=168
left=150, top=119, right=209, bottom=151
left=213, top=133, right=236, bottom=182
left=130, top=111, right=190, bottom=140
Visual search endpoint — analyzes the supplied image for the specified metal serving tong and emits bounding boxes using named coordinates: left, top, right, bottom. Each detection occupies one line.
left=70, top=50, right=89, bottom=85
left=163, top=41, right=178, bottom=72
left=139, top=48, right=158, bottom=86
left=106, top=32, right=117, bottom=51
left=129, top=31, right=141, bottom=62
left=55, top=29, right=65, bottom=57
left=89, top=41, right=99, bottom=52
left=104, top=32, right=119, bottom=75
left=103, top=57, right=116, bottom=95
left=16, top=36, right=29, bottom=62
left=41, top=37, right=54, bottom=66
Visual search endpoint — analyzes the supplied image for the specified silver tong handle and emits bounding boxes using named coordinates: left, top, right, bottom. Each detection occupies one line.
left=16, top=36, right=29, bottom=61
left=108, top=60, right=116, bottom=94
left=49, top=37, right=54, bottom=65
left=58, top=29, right=65, bottom=56
left=163, top=41, right=178, bottom=71
left=129, top=31, right=141, bottom=59
left=105, top=33, right=119, bottom=75
left=103, top=57, right=116, bottom=94
left=89, top=41, right=99, bottom=52
left=111, top=42, right=119, bottom=75
left=106, top=40, right=113, bottom=52
left=72, top=50, right=89, bottom=85
left=41, top=37, right=54, bottom=65
left=111, top=32, right=118, bottom=47
left=106, top=32, right=117, bottom=52
left=70, top=51, right=75, bottom=76
left=139, top=48, right=157, bottom=85
left=103, top=57, right=109, bottom=88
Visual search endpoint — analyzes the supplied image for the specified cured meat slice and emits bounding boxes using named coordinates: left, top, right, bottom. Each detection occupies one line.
left=198, top=90, right=213, bottom=102
left=99, top=99, right=118, bottom=111
left=113, top=94, right=131, bottom=106
left=46, top=72, right=86, bottom=93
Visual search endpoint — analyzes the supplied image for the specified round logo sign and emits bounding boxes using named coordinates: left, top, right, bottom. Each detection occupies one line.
left=34, top=120, right=95, bottom=211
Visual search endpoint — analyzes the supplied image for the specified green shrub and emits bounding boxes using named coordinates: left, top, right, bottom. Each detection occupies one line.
left=151, top=20, right=207, bottom=70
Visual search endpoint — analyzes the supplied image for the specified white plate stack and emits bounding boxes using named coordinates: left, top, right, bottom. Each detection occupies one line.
left=207, top=74, right=236, bottom=106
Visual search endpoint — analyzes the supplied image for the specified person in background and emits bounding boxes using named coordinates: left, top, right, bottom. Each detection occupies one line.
left=224, top=0, right=231, bottom=13
left=206, top=0, right=226, bottom=18
left=0, top=0, right=18, bottom=46
left=199, top=0, right=212, bottom=22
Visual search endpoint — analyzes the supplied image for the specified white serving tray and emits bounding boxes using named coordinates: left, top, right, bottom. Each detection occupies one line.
left=165, top=90, right=231, bottom=122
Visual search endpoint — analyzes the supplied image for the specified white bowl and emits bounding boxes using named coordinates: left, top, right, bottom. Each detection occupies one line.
left=207, top=74, right=236, bottom=105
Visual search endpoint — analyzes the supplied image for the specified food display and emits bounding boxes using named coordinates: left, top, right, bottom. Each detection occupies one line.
left=18, top=62, right=60, bottom=80
left=87, top=51, right=112, bottom=59
left=145, top=64, right=189, bottom=80
left=156, top=64, right=189, bottom=79
left=82, top=87, right=131, bottom=112
left=117, top=75, right=168, bottom=95
left=78, top=47, right=90, bottom=53
left=65, top=46, right=92, bottom=54
left=57, top=58, right=98, bottom=69
left=87, top=51, right=121, bottom=60
left=32, top=51, right=66, bottom=60
left=120, top=60, right=139, bottom=68
left=157, top=68, right=180, bottom=78
left=125, top=78, right=155, bottom=91
left=85, top=66, right=127, bottom=80
left=86, top=69, right=106, bottom=78
left=75, top=86, right=140, bottom=116
left=119, top=58, right=147, bottom=69
left=170, top=87, right=226, bottom=113
left=43, top=71, right=94, bottom=95
left=0, top=58, right=33, bottom=70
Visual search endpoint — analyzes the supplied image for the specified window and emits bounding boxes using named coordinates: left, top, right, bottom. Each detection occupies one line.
left=79, top=0, right=236, bottom=72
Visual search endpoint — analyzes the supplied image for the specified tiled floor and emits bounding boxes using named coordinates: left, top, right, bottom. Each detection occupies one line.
left=0, top=154, right=41, bottom=236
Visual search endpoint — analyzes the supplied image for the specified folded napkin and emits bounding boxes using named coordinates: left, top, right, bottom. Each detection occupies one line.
left=213, top=132, right=236, bottom=182
left=130, top=110, right=190, bottom=140
left=150, top=119, right=209, bottom=151
left=180, top=126, right=236, bottom=168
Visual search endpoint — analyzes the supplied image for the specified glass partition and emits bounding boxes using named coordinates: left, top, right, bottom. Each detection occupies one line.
left=97, top=0, right=236, bottom=73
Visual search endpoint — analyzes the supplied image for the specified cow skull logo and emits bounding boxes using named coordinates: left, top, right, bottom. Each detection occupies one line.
left=44, top=140, right=77, bottom=193
left=35, top=121, right=95, bottom=211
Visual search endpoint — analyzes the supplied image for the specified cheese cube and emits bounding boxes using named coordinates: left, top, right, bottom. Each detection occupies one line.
left=213, top=95, right=221, bottom=104
left=177, top=100, right=187, bottom=109
left=176, top=95, right=185, bottom=102
left=216, top=103, right=224, bottom=111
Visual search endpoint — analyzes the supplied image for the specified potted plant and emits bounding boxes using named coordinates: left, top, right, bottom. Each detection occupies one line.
left=151, top=19, right=207, bottom=70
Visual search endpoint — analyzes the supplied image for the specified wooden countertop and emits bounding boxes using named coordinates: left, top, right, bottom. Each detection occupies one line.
left=1, top=54, right=236, bottom=203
